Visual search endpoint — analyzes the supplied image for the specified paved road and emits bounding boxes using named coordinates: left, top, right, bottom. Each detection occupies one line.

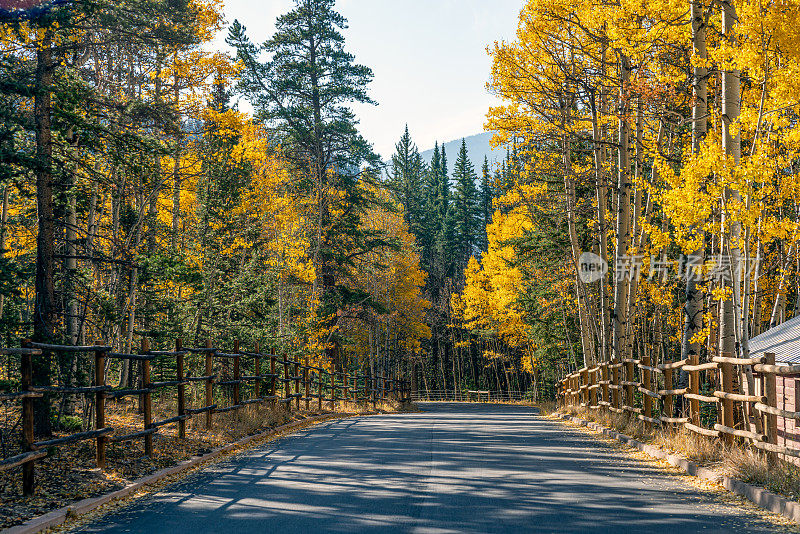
left=75, top=403, right=792, bottom=533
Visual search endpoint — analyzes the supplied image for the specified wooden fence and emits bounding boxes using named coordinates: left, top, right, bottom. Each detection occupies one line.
left=409, top=390, right=530, bottom=402
left=557, top=352, right=799, bottom=462
left=0, top=339, right=409, bottom=495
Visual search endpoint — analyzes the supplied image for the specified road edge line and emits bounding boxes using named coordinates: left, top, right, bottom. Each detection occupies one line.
left=2, top=411, right=376, bottom=534
left=554, top=413, right=800, bottom=525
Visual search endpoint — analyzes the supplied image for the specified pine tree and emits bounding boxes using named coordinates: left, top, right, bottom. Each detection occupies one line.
left=228, top=0, right=388, bottom=367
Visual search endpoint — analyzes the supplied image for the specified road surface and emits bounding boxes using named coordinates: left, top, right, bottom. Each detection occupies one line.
left=74, top=403, right=791, bottom=533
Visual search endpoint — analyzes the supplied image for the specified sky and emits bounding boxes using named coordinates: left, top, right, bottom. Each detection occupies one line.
left=213, top=0, right=522, bottom=160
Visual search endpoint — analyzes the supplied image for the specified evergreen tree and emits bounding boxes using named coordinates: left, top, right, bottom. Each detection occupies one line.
left=428, top=142, right=449, bottom=230
left=417, top=142, right=441, bottom=279
left=478, top=156, right=494, bottom=252
left=440, top=144, right=450, bottom=214
left=450, top=139, right=480, bottom=270
left=389, top=125, right=426, bottom=239
left=228, top=0, right=389, bottom=367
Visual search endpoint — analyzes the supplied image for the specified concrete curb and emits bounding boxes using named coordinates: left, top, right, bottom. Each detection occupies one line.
left=556, top=413, right=800, bottom=524
left=3, top=411, right=369, bottom=534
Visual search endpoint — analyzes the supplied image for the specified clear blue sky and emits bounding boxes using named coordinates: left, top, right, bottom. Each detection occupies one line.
left=213, top=0, right=522, bottom=160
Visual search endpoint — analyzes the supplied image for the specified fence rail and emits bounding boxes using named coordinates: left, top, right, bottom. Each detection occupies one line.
left=410, top=390, right=529, bottom=402
left=0, top=338, right=410, bottom=496
left=557, top=351, right=797, bottom=462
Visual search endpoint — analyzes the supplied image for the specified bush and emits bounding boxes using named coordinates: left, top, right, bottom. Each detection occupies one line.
left=51, top=414, right=83, bottom=432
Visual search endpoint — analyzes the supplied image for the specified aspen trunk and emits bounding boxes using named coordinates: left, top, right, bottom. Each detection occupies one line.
left=611, top=54, right=631, bottom=362
left=718, top=0, right=741, bottom=359
left=681, top=0, right=708, bottom=369
left=718, top=0, right=759, bottom=431
left=563, top=93, right=595, bottom=365
left=624, top=100, right=644, bottom=360
left=590, top=90, right=609, bottom=363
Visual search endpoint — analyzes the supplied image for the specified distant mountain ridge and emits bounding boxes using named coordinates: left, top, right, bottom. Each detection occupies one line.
left=419, top=132, right=503, bottom=171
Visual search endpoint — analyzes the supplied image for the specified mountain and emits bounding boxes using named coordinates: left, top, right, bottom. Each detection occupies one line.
left=419, top=132, right=503, bottom=170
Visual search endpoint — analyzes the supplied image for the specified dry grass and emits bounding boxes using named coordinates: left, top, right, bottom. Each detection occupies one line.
left=654, top=427, right=724, bottom=465
left=724, top=445, right=800, bottom=501
left=559, top=403, right=800, bottom=503
left=537, top=400, right=558, bottom=415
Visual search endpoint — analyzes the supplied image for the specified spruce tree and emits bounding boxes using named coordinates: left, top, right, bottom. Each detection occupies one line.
left=434, top=144, right=450, bottom=239
left=390, top=125, right=426, bottom=239
left=478, top=156, right=494, bottom=252
left=450, top=139, right=480, bottom=270
left=440, top=144, right=450, bottom=215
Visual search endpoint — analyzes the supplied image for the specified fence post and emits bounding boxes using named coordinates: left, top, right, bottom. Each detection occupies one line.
left=21, top=344, right=35, bottom=495
left=344, top=369, right=349, bottom=402
left=317, top=368, right=323, bottom=412
left=94, top=347, right=107, bottom=468
left=283, top=354, right=291, bottom=411
left=611, top=359, right=621, bottom=411
left=663, top=367, right=674, bottom=422
left=688, top=352, right=700, bottom=427
left=205, top=339, right=213, bottom=429
left=642, top=353, right=652, bottom=430
left=176, top=338, right=186, bottom=439
left=254, top=342, right=261, bottom=400
left=600, top=363, right=609, bottom=411
left=589, top=368, right=597, bottom=409
left=624, top=359, right=635, bottom=412
left=564, top=376, right=570, bottom=406
left=331, top=371, right=338, bottom=409
left=371, top=373, right=376, bottom=410
left=720, top=352, right=734, bottom=445
left=304, top=357, right=310, bottom=410
left=764, top=352, right=778, bottom=465
left=570, top=376, right=575, bottom=407
left=294, top=358, right=301, bottom=410
left=565, top=375, right=571, bottom=406
left=233, top=340, right=241, bottom=407
left=270, top=348, right=277, bottom=410
left=141, top=338, right=153, bottom=457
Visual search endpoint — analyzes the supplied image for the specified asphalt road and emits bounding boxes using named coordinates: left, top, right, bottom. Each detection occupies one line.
left=74, top=403, right=792, bottom=533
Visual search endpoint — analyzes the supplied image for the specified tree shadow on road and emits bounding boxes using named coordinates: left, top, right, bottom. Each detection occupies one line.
left=75, top=403, right=792, bottom=534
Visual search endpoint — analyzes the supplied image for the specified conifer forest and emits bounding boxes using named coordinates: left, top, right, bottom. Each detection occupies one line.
left=3, top=0, right=800, bottom=430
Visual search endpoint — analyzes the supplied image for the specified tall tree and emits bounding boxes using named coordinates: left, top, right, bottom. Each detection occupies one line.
left=389, top=125, right=426, bottom=239
left=451, top=139, right=480, bottom=271
left=478, top=156, right=493, bottom=253
left=228, top=0, right=386, bottom=367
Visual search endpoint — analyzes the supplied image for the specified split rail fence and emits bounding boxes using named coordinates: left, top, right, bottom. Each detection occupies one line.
left=557, top=351, right=798, bottom=462
left=409, top=390, right=529, bottom=402
left=0, top=339, right=409, bottom=495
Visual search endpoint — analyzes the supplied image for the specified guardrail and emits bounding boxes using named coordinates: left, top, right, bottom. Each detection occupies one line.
left=410, top=390, right=529, bottom=402
left=0, top=338, right=409, bottom=495
left=557, top=351, right=796, bottom=462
